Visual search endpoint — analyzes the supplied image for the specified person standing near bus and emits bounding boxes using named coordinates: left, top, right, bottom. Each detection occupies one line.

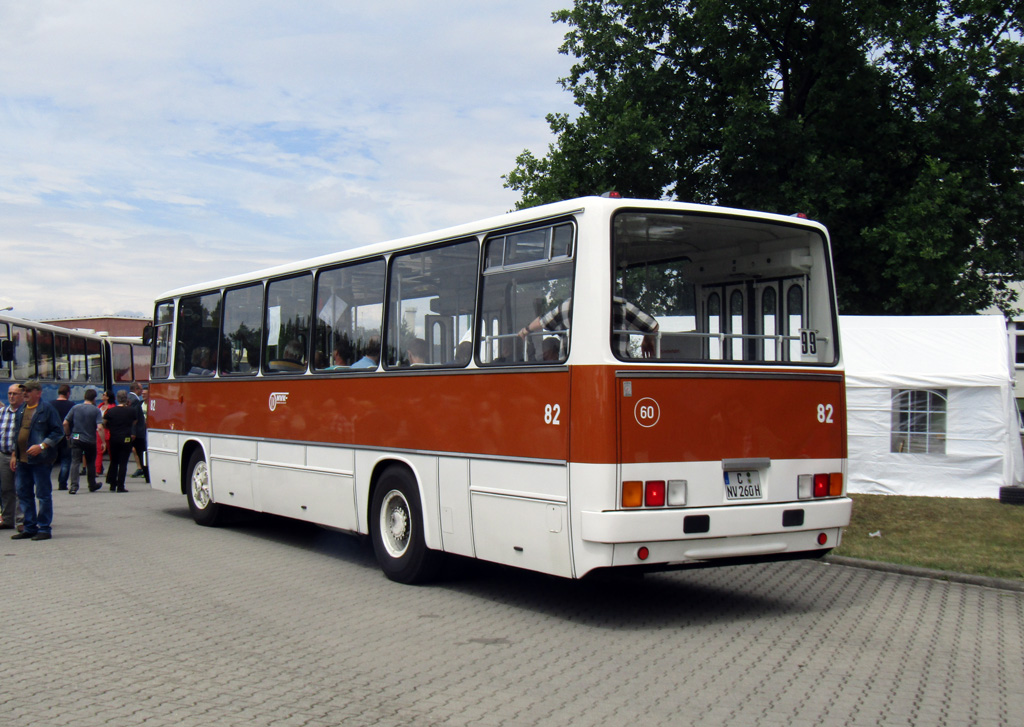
left=128, top=381, right=148, bottom=483
left=96, top=390, right=113, bottom=476
left=10, top=380, right=64, bottom=541
left=0, top=384, right=26, bottom=532
left=102, top=391, right=137, bottom=493
left=64, top=388, right=104, bottom=494
left=51, top=384, right=75, bottom=491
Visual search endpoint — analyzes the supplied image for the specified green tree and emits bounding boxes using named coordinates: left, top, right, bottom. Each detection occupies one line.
left=506, top=0, right=1024, bottom=314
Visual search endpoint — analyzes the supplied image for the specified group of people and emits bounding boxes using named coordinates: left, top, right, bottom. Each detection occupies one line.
left=0, top=381, right=148, bottom=541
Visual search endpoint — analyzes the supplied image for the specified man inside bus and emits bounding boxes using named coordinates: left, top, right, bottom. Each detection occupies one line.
left=269, top=339, right=307, bottom=371
left=10, top=379, right=64, bottom=541
left=518, top=296, right=660, bottom=359
left=324, top=338, right=354, bottom=370
left=542, top=337, right=561, bottom=361
left=188, top=346, right=216, bottom=376
left=407, top=338, right=428, bottom=365
left=350, top=338, right=381, bottom=369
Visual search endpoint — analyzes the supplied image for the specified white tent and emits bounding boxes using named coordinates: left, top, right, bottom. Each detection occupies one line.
left=841, top=315, right=1024, bottom=498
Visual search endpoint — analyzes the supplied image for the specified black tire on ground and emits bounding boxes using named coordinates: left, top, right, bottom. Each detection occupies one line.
left=369, top=466, right=442, bottom=584
left=999, top=485, right=1024, bottom=505
left=186, top=448, right=223, bottom=526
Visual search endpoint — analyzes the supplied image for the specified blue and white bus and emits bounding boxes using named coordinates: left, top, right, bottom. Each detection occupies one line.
left=0, top=313, right=150, bottom=405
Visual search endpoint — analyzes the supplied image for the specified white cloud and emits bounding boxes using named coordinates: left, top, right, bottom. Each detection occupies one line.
left=0, top=0, right=575, bottom=319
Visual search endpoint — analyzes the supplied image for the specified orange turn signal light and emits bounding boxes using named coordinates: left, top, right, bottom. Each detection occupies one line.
left=622, top=481, right=643, bottom=508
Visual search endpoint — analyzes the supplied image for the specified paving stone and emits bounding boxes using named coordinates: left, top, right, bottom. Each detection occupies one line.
left=0, top=484, right=1021, bottom=726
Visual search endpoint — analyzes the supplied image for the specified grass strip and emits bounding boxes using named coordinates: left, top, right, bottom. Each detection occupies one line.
left=834, top=493, right=1024, bottom=581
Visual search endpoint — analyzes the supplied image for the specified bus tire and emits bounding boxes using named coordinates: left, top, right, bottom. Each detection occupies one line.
left=186, top=449, right=222, bottom=526
left=370, top=466, right=441, bottom=584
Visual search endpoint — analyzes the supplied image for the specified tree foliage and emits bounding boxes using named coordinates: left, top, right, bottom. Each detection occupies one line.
left=505, top=1, right=1024, bottom=314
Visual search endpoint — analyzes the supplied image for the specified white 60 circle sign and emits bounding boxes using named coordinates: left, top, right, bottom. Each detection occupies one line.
left=634, top=397, right=660, bottom=428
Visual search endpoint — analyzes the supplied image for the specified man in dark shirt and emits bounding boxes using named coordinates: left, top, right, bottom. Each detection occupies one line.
left=51, top=384, right=75, bottom=491
left=102, top=391, right=137, bottom=493
left=128, top=381, right=148, bottom=483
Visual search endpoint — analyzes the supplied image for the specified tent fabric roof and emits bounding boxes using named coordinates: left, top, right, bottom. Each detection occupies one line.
left=840, top=315, right=1013, bottom=389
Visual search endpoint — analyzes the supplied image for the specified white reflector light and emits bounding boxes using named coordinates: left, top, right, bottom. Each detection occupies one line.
left=668, top=479, right=687, bottom=506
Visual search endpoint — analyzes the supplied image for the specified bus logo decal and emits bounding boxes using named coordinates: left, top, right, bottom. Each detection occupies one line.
left=269, top=392, right=289, bottom=411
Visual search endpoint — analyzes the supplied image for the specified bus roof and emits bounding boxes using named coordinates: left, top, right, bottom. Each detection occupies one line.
left=0, top=313, right=108, bottom=340
left=155, top=195, right=827, bottom=301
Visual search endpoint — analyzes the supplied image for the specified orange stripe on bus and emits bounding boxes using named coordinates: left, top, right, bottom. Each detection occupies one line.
left=148, top=365, right=845, bottom=465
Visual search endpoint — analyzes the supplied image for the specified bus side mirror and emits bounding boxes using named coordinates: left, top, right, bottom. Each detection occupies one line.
left=142, top=325, right=154, bottom=346
left=0, top=339, right=12, bottom=362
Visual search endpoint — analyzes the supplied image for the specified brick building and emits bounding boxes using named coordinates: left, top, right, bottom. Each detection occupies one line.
left=41, top=316, right=150, bottom=338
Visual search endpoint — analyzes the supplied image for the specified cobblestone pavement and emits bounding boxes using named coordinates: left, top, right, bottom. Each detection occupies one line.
left=1, top=483, right=1022, bottom=727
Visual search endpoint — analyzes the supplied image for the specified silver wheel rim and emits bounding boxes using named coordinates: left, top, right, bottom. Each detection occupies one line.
left=379, top=489, right=411, bottom=559
left=190, top=459, right=211, bottom=509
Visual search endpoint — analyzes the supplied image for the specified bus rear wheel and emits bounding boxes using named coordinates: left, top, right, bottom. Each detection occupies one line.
left=186, top=449, right=222, bottom=526
left=370, top=466, right=441, bottom=584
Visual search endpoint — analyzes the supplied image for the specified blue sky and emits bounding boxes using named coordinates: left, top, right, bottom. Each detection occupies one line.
left=0, top=1, right=575, bottom=319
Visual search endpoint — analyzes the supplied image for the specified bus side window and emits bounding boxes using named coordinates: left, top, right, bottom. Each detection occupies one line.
left=314, top=258, right=385, bottom=372
left=221, top=284, right=264, bottom=375
left=11, top=326, right=34, bottom=380
left=35, top=328, right=54, bottom=380
left=85, top=339, right=102, bottom=384
left=0, top=330, right=10, bottom=378
left=386, top=240, right=477, bottom=369
left=177, top=292, right=222, bottom=377
left=478, top=222, right=575, bottom=366
left=264, top=274, right=312, bottom=374
left=151, top=302, right=174, bottom=380
left=55, top=334, right=71, bottom=380
left=109, top=342, right=133, bottom=384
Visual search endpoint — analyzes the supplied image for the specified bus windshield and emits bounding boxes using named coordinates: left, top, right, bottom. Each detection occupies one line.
left=611, top=210, right=837, bottom=365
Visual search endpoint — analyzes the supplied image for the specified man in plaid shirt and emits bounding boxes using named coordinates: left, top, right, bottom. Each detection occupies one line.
left=0, top=384, right=25, bottom=531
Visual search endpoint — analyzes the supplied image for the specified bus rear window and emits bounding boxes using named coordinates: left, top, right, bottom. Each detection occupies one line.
left=611, top=211, right=836, bottom=365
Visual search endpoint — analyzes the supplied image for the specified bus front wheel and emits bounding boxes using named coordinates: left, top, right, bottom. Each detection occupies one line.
left=186, top=449, right=222, bottom=527
left=370, top=467, right=441, bottom=584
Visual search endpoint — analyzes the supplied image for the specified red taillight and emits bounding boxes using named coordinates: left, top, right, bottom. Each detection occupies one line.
left=800, top=473, right=844, bottom=499
left=817, top=532, right=828, bottom=546
left=637, top=546, right=650, bottom=561
left=645, top=481, right=666, bottom=507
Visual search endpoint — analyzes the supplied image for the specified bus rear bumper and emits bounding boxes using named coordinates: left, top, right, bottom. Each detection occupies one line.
left=580, top=498, right=852, bottom=565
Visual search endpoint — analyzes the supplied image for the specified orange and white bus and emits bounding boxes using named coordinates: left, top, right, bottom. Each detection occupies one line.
left=146, top=195, right=850, bottom=583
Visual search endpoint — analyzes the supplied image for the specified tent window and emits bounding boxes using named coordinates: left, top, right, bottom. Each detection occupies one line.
left=891, top=389, right=947, bottom=454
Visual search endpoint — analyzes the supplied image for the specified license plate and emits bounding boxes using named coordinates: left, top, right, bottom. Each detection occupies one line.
left=724, top=471, right=762, bottom=500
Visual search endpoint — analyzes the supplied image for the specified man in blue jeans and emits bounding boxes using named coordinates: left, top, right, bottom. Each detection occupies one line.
left=10, top=380, right=64, bottom=541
